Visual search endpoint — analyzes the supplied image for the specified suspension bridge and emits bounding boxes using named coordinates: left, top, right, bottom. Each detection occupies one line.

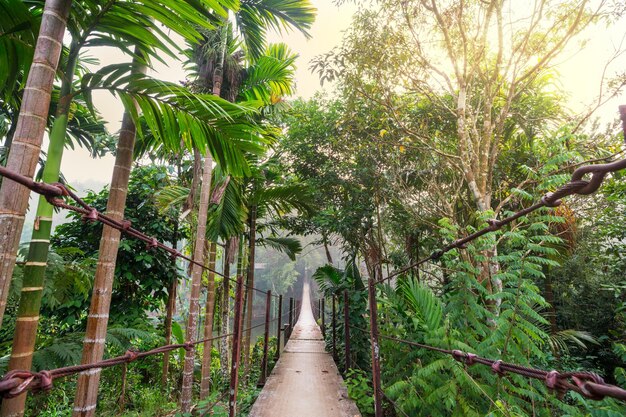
left=0, top=108, right=626, bottom=415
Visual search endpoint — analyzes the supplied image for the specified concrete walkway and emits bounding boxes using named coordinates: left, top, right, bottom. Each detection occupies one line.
left=248, top=282, right=361, bottom=417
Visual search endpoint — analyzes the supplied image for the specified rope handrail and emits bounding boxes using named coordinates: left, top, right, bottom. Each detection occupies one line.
left=0, top=307, right=295, bottom=399
left=0, top=166, right=276, bottom=298
left=378, top=155, right=626, bottom=285
left=349, top=325, right=626, bottom=402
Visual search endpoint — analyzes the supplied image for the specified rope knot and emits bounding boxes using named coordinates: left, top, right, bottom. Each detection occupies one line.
left=486, top=219, right=501, bottom=231
left=171, top=250, right=182, bottom=261
left=183, top=342, right=195, bottom=352
left=121, top=220, right=132, bottom=230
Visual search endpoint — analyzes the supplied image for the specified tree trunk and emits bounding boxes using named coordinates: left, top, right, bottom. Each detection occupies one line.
left=72, top=54, right=146, bottom=417
left=219, top=240, right=232, bottom=378
left=0, top=0, right=71, bottom=329
left=0, top=42, right=79, bottom=417
left=180, top=154, right=213, bottom=413
left=243, top=205, right=257, bottom=370
left=161, top=273, right=177, bottom=387
left=162, top=158, right=182, bottom=387
left=200, top=242, right=218, bottom=399
left=323, top=233, right=333, bottom=265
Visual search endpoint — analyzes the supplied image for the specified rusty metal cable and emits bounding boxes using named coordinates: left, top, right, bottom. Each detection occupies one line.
left=0, top=165, right=276, bottom=298
left=0, top=306, right=295, bottom=399
left=350, top=325, right=626, bottom=402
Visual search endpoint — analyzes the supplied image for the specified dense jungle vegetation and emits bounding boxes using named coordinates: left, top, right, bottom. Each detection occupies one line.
left=1, top=0, right=626, bottom=416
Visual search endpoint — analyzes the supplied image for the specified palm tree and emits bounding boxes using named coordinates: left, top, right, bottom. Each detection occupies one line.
left=179, top=0, right=315, bottom=403
left=0, top=0, right=72, bottom=333
left=186, top=31, right=312, bottom=402
left=241, top=159, right=313, bottom=367
left=0, top=1, right=242, bottom=415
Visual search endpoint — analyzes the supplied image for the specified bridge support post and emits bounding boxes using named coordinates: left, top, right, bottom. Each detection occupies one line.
left=258, top=290, right=272, bottom=386
left=228, top=273, right=245, bottom=417
left=343, top=290, right=351, bottom=372
left=368, top=273, right=383, bottom=417
left=275, top=294, right=283, bottom=361
left=288, top=297, right=294, bottom=340
left=321, top=298, right=325, bottom=338
left=332, top=295, right=337, bottom=361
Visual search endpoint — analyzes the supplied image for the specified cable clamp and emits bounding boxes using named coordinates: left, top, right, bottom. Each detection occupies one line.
left=491, top=360, right=505, bottom=376
left=82, top=209, right=98, bottom=222
left=545, top=370, right=559, bottom=389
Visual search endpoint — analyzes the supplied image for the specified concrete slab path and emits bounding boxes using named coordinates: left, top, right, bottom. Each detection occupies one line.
left=248, top=281, right=361, bottom=417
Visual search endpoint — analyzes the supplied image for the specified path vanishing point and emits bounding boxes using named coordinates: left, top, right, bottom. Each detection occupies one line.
left=249, top=281, right=361, bottom=417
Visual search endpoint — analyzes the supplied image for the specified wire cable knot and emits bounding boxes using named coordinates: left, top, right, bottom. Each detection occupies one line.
left=125, top=349, right=140, bottom=362
left=452, top=350, right=476, bottom=366
left=571, top=373, right=606, bottom=400
left=431, top=250, right=444, bottom=260
left=491, top=360, right=504, bottom=376
left=545, top=370, right=559, bottom=389
left=82, top=209, right=98, bottom=222
left=36, top=370, right=53, bottom=393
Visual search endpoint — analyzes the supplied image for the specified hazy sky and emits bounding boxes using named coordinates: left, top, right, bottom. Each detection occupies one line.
left=57, top=0, right=626, bottom=190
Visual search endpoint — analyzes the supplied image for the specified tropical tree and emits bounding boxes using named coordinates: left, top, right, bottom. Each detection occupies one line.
left=312, top=0, right=611, bottom=300
left=0, top=0, right=72, bottom=333
left=179, top=0, right=316, bottom=400
left=0, top=1, right=249, bottom=415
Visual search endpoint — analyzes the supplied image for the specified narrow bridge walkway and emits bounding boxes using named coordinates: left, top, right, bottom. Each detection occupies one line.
left=249, top=281, right=361, bottom=417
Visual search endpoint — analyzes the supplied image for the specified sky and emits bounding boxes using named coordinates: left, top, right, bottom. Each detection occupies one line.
left=55, top=0, right=626, bottom=191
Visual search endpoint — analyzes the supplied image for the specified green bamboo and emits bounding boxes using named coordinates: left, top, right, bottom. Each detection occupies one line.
left=0, top=0, right=72, bottom=330
left=1, top=44, right=79, bottom=417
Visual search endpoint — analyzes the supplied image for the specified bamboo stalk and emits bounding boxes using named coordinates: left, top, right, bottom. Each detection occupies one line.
left=0, top=0, right=72, bottom=330
left=1, top=43, right=80, bottom=417
left=72, top=53, right=146, bottom=417
left=200, top=242, right=218, bottom=398
left=180, top=154, right=213, bottom=413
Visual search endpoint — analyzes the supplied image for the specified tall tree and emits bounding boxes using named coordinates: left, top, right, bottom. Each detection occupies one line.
left=313, top=0, right=607, bottom=298
left=71, top=52, right=147, bottom=417
left=0, top=0, right=71, bottom=330
left=180, top=152, right=213, bottom=413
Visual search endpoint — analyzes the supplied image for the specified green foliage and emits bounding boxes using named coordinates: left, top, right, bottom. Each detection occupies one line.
left=345, top=369, right=374, bottom=415
left=50, top=165, right=181, bottom=328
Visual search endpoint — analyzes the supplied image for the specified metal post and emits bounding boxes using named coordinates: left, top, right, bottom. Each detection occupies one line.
left=321, top=298, right=325, bottom=338
left=258, top=290, right=272, bottom=386
left=368, top=275, right=383, bottom=417
left=343, top=290, right=351, bottom=373
left=275, top=294, right=283, bottom=360
left=332, top=294, right=337, bottom=361
left=296, top=300, right=302, bottom=323
left=228, top=274, right=245, bottom=417
left=288, top=297, right=294, bottom=340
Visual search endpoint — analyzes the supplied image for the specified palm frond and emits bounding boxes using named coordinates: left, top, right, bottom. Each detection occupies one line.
left=236, top=0, right=316, bottom=60
left=79, top=64, right=267, bottom=175
left=258, top=235, right=302, bottom=260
